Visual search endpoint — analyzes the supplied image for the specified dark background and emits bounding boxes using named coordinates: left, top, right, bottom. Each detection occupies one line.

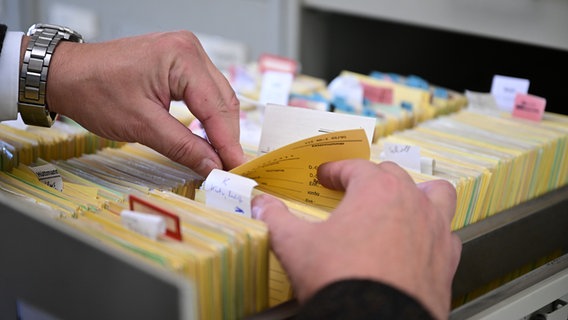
left=300, top=10, right=567, bottom=115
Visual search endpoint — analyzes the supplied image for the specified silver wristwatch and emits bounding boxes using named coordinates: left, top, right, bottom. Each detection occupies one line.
left=18, top=23, right=84, bottom=127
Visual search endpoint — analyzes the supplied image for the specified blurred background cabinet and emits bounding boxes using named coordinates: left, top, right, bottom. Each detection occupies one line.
left=3, top=0, right=567, bottom=114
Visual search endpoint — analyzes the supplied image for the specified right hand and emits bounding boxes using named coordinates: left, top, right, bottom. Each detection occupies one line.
left=252, top=160, right=462, bottom=320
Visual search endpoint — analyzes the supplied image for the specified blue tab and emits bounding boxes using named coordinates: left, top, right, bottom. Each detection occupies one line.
left=406, top=75, right=429, bottom=89
left=369, top=71, right=386, bottom=80
left=433, top=87, right=449, bottom=99
left=362, top=107, right=377, bottom=117
left=332, top=97, right=355, bottom=113
left=401, top=101, right=413, bottom=111
left=312, top=92, right=329, bottom=103
left=388, top=73, right=403, bottom=83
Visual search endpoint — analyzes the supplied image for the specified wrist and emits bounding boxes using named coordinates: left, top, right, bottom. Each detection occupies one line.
left=44, top=40, right=81, bottom=116
left=18, top=24, right=83, bottom=127
left=19, top=36, right=29, bottom=69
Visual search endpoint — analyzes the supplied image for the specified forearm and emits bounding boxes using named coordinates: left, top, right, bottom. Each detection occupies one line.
left=295, top=279, right=436, bottom=320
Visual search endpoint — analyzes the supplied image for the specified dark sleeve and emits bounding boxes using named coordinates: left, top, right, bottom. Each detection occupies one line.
left=294, top=279, right=435, bottom=320
left=0, top=24, right=7, bottom=55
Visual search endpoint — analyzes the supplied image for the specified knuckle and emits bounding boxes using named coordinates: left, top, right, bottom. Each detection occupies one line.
left=165, top=135, right=198, bottom=164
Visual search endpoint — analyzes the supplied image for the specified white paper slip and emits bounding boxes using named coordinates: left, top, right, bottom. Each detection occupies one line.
left=259, top=103, right=376, bottom=154
left=258, top=71, right=294, bottom=107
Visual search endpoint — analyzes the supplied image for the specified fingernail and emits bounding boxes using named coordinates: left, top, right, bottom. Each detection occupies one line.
left=251, top=197, right=265, bottom=220
left=197, top=158, right=219, bottom=176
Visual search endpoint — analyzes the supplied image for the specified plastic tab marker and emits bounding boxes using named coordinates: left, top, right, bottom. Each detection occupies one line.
left=258, top=70, right=294, bottom=107
left=465, top=90, right=500, bottom=110
left=30, top=163, right=63, bottom=192
left=258, top=53, right=298, bottom=107
left=121, top=210, right=166, bottom=241
left=490, top=74, right=530, bottom=112
left=420, top=157, right=436, bottom=176
left=128, top=194, right=183, bottom=241
left=511, top=93, right=546, bottom=122
left=201, top=169, right=258, bottom=218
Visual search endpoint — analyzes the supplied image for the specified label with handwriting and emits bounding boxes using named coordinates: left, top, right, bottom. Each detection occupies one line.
left=202, top=169, right=258, bottom=217
left=382, top=142, right=421, bottom=172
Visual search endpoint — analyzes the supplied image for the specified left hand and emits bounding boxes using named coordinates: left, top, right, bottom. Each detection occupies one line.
left=43, top=31, right=245, bottom=177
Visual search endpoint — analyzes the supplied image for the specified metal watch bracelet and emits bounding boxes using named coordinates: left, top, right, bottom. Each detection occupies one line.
left=18, top=24, right=83, bottom=127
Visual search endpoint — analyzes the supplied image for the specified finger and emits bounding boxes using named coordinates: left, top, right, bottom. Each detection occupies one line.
left=143, top=107, right=223, bottom=177
left=252, top=194, right=303, bottom=226
left=317, top=159, right=413, bottom=191
left=185, top=74, right=244, bottom=170
left=181, top=39, right=245, bottom=170
left=251, top=194, right=307, bottom=244
left=316, top=159, right=375, bottom=191
left=417, top=179, right=458, bottom=222
left=450, top=233, right=463, bottom=273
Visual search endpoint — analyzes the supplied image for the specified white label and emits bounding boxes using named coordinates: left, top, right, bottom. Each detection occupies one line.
left=121, top=210, right=166, bottom=240
left=202, top=169, right=258, bottom=217
left=382, top=142, right=422, bottom=173
left=327, top=75, right=364, bottom=112
left=258, top=71, right=294, bottom=107
left=490, top=75, right=530, bottom=112
left=29, top=164, right=63, bottom=192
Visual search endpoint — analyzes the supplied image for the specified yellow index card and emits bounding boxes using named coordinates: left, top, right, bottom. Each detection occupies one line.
left=230, top=129, right=370, bottom=210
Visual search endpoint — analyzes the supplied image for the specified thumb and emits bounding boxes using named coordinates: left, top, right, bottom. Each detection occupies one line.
left=251, top=194, right=307, bottom=248
left=252, top=193, right=302, bottom=228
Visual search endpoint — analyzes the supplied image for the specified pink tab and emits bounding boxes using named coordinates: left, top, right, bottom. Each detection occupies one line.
left=362, top=83, right=394, bottom=105
left=258, top=53, right=298, bottom=74
left=512, top=93, right=546, bottom=122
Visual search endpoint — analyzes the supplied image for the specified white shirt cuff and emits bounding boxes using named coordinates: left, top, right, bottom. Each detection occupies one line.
left=0, top=31, right=24, bottom=121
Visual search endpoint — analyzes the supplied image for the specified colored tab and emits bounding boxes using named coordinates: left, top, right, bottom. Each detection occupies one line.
left=512, top=93, right=546, bottom=122
left=129, top=194, right=182, bottom=241
left=258, top=53, right=298, bottom=74
left=362, top=82, right=394, bottom=105
left=401, top=101, right=413, bottom=111
left=405, top=75, right=429, bottom=90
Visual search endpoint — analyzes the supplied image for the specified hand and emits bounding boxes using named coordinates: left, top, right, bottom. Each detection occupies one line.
left=251, top=160, right=462, bottom=320
left=41, top=31, right=245, bottom=177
